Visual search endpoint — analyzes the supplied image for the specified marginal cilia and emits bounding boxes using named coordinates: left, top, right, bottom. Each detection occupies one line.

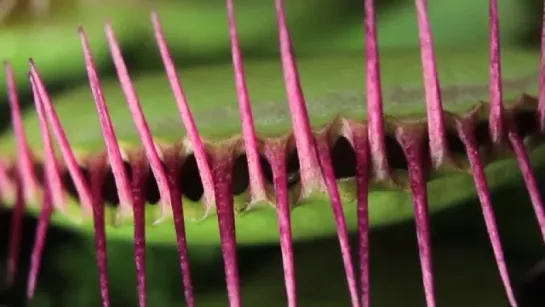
left=1, top=0, right=545, bottom=306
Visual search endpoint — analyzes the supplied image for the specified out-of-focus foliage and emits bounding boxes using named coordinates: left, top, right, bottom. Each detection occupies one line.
left=0, top=0, right=540, bottom=99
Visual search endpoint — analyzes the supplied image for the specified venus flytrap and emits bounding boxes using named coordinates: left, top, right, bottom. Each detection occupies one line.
left=0, top=0, right=545, bottom=306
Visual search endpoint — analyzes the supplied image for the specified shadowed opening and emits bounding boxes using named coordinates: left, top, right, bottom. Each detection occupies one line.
left=516, top=109, right=538, bottom=137
left=286, top=148, right=301, bottom=189
left=232, top=154, right=250, bottom=195
left=232, top=154, right=273, bottom=195
left=385, top=135, right=408, bottom=170
left=330, top=136, right=357, bottom=179
left=61, top=166, right=90, bottom=206
left=446, top=130, right=466, bottom=155
left=145, top=163, right=161, bottom=205
left=102, top=161, right=132, bottom=207
left=260, top=154, right=274, bottom=185
left=475, top=120, right=492, bottom=147
left=179, top=154, right=204, bottom=202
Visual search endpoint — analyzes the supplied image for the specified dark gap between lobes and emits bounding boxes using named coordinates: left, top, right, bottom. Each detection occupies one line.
left=331, top=136, right=357, bottom=179
left=231, top=154, right=274, bottom=195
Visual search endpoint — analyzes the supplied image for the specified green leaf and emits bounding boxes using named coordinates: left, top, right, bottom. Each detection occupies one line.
left=2, top=47, right=543, bottom=245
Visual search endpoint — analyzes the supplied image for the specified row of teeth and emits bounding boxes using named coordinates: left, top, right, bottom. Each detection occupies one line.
left=0, top=96, right=537, bottom=211
left=1, top=0, right=545, bottom=307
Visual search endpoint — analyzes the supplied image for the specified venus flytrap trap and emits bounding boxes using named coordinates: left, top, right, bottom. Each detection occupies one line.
left=0, top=0, right=544, bottom=306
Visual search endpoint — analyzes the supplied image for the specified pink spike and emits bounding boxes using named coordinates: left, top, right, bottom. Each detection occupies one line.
left=29, top=72, right=65, bottom=213
left=31, top=65, right=110, bottom=305
left=88, top=159, right=111, bottom=307
left=316, top=136, right=360, bottom=307
left=226, top=0, right=267, bottom=203
left=507, top=125, right=545, bottom=242
left=396, top=128, right=436, bottom=307
left=26, top=182, right=53, bottom=299
left=131, top=159, right=148, bottom=307
left=364, top=0, right=390, bottom=180
left=105, top=22, right=172, bottom=222
left=457, top=120, right=517, bottom=307
left=274, top=0, right=323, bottom=196
left=164, top=154, right=195, bottom=307
left=29, top=61, right=93, bottom=214
left=150, top=13, right=216, bottom=212
left=212, top=154, right=241, bottom=307
left=352, top=127, right=370, bottom=307
left=26, top=75, right=66, bottom=299
left=539, top=0, right=545, bottom=132
left=415, top=0, right=450, bottom=168
left=264, top=141, right=297, bottom=307
left=5, top=62, right=39, bottom=205
left=488, top=0, right=505, bottom=144
left=78, top=27, right=133, bottom=218
left=6, top=175, right=24, bottom=285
